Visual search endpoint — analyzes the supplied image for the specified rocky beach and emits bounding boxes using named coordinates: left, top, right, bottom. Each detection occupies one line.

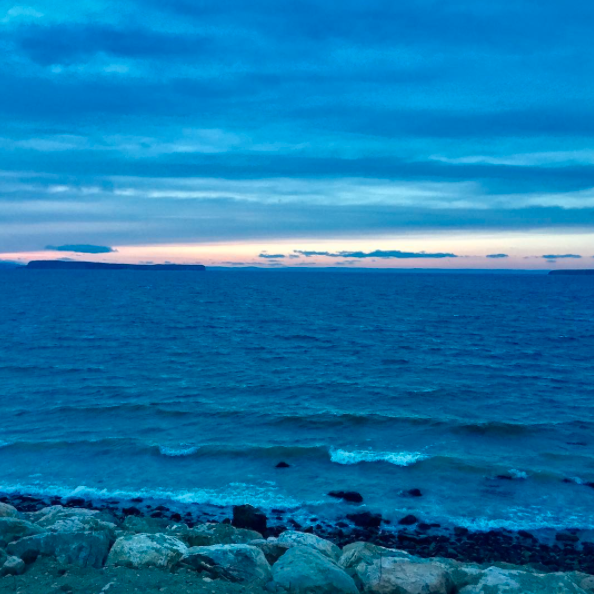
left=2, top=494, right=594, bottom=593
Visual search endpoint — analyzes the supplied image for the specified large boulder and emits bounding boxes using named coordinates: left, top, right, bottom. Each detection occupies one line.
left=178, top=522, right=263, bottom=547
left=123, top=515, right=171, bottom=535
left=459, top=567, right=589, bottom=594
left=182, top=544, right=272, bottom=585
left=30, top=505, right=103, bottom=527
left=106, top=533, right=187, bottom=569
left=355, top=556, right=454, bottom=594
left=277, top=530, right=341, bottom=561
left=0, top=503, right=18, bottom=518
left=250, top=536, right=292, bottom=564
left=232, top=505, right=267, bottom=534
left=7, top=531, right=112, bottom=568
left=340, top=541, right=412, bottom=574
left=272, top=546, right=358, bottom=594
left=0, top=555, right=26, bottom=576
left=0, top=517, right=44, bottom=547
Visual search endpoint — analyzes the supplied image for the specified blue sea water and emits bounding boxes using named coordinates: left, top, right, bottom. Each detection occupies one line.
left=1, top=270, right=594, bottom=531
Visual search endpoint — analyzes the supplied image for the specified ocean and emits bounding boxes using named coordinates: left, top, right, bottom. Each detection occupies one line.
left=1, top=270, right=594, bottom=532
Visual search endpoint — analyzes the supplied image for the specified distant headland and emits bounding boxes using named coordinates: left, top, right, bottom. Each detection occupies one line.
left=549, top=269, right=594, bottom=275
left=26, top=260, right=206, bottom=271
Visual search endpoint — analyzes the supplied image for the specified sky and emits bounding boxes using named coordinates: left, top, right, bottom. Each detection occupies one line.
left=1, top=0, right=594, bottom=269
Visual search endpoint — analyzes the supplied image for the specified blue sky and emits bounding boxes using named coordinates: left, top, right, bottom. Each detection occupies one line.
left=1, top=0, right=593, bottom=267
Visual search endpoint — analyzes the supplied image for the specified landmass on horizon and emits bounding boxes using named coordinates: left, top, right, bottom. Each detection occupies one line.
left=25, top=260, right=206, bottom=271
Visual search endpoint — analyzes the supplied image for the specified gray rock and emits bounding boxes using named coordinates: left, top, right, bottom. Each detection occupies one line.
left=458, top=567, right=588, bottom=594
left=355, top=556, right=454, bottom=594
left=0, top=549, right=6, bottom=566
left=123, top=515, right=171, bottom=535
left=182, top=544, right=272, bottom=585
left=8, top=530, right=111, bottom=568
left=250, top=537, right=292, bottom=564
left=0, top=503, right=18, bottom=518
left=0, top=555, right=26, bottom=576
left=106, top=533, right=188, bottom=569
left=277, top=531, right=341, bottom=561
left=179, top=523, right=263, bottom=547
left=272, top=546, right=358, bottom=594
left=30, top=505, right=115, bottom=528
left=0, top=518, right=44, bottom=548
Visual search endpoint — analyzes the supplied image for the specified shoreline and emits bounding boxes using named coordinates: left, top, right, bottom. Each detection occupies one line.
left=2, top=491, right=594, bottom=575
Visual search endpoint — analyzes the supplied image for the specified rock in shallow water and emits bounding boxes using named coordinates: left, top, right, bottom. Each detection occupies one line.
left=0, top=555, right=25, bottom=576
left=0, top=503, right=19, bottom=518
left=346, top=512, right=383, bottom=529
left=232, top=505, right=267, bottom=534
left=0, top=517, right=44, bottom=548
left=182, top=544, right=272, bottom=585
left=272, top=546, right=358, bottom=594
left=107, top=533, right=188, bottom=569
left=328, top=491, right=364, bottom=503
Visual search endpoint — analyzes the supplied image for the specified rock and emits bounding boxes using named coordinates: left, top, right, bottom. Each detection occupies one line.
left=276, top=462, right=291, bottom=468
left=0, top=549, right=6, bottom=566
left=178, top=523, right=263, bottom=547
left=0, top=556, right=26, bottom=576
left=250, top=537, right=292, bottom=564
left=407, top=489, right=423, bottom=497
left=30, top=505, right=109, bottom=528
left=556, top=532, right=580, bottom=543
left=232, top=505, right=267, bottom=534
left=0, top=517, right=44, bottom=547
left=347, top=512, right=382, bottom=529
left=328, top=491, right=364, bottom=503
left=356, top=556, right=454, bottom=594
left=123, top=515, right=171, bottom=535
left=122, top=506, right=142, bottom=517
left=399, top=514, right=419, bottom=526
left=272, top=546, right=358, bottom=594
left=0, top=503, right=18, bottom=518
left=106, top=533, right=188, bottom=569
left=339, top=541, right=412, bottom=574
left=182, top=544, right=272, bottom=585
left=458, top=566, right=588, bottom=594
left=277, top=530, right=341, bottom=561
left=8, top=531, right=112, bottom=568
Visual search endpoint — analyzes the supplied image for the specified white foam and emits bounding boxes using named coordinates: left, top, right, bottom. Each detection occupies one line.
left=329, top=447, right=428, bottom=466
left=158, top=445, right=200, bottom=457
left=509, top=468, right=528, bottom=479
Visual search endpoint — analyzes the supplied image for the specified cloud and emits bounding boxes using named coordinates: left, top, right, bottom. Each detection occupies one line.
left=259, top=253, right=286, bottom=258
left=542, top=254, right=582, bottom=259
left=294, top=249, right=457, bottom=259
left=45, top=244, right=117, bottom=254
left=486, top=253, right=509, bottom=258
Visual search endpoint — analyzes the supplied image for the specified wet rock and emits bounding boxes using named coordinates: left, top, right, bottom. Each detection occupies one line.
left=399, top=514, right=419, bottom=526
left=277, top=530, right=342, bottom=561
left=328, top=491, right=364, bottom=503
left=232, top=504, right=267, bottom=534
left=406, top=488, right=423, bottom=497
left=8, top=531, right=112, bottom=568
left=0, top=517, right=44, bottom=548
left=182, top=544, right=272, bottom=585
left=180, top=522, right=263, bottom=547
left=347, top=512, right=382, bottom=529
left=276, top=461, right=291, bottom=468
left=557, top=533, right=580, bottom=543
left=107, top=533, right=188, bottom=569
left=122, top=506, right=142, bottom=517
left=123, top=515, right=170, bottom=535
left=0, top=503, right=18, bottom=518
left=0, top=555, right=25, bottom=576
left=273, top=546, right=358, bottom=594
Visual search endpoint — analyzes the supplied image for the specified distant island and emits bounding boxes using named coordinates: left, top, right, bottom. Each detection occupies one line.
left=26, top=260, right=206, bottom=271
left=549, top=270, right=594, bottom=275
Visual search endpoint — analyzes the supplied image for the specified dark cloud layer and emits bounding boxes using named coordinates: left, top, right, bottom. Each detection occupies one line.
left=45, top=245, right=116, bottom=254
left=1, top=0, right=594, bottom=251
left=486, top=254, right=509, bottom=259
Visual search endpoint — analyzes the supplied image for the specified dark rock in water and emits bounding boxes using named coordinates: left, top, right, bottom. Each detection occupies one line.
left=122, top=507, right=142, bottom=517
left=222, top=518, right=231, bottom=524
left=518, top=530, right=535, bottom=540
left=398, top=514, right=418, bottom=526
left=347, top=512, right=382, bottom=529
left=336, top=521, right=348, bottom=528
left=406, top=488, right=423, bottom=497
left=64, top=498, right=86, bottom=507
left=232, top=504, right=267, bottom=533
left=170, top=512, right=182, bottom=522
left=328, top=491, right=364, bottom=503
left=417, top=522, right=433, bottom=531
left=131, top=497, right=144, bottom=503
left=495, top=474, right=514, bottom=481
left=276, top=461, right=291, bottom=468
left=454, top=526, right=469, bottom=537
left=585, top=482, right=594, bottom=489
left=556, top=533, right=580, bottom=543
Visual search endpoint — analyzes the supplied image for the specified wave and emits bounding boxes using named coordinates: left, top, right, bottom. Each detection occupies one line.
left=329, top=448, right=428, bottom=466
left=158, top=445, right=200, bottom=457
